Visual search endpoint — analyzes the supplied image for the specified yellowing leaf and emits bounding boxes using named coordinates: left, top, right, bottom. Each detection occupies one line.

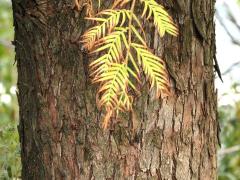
left=82, top=1, right=178, bottom=128
left=131, top=43, right=169, bottom=96
left=141, top=0, right=178, bottom=37
left=81, top=10, right=130, bottom=50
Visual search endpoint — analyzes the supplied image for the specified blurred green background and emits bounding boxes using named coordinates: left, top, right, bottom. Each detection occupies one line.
left=0, top=0, right=20, bottom=179
left=0, top=0, right=21, bottom=179
left=0, top=0, right=240, bottom=179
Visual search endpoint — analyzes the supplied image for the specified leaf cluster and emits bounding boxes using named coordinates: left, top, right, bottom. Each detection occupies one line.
left=81, top=0, right=178, bottom=128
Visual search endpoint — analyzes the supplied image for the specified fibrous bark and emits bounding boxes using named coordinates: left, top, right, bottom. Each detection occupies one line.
left=12, top=0, right=218, bottom=179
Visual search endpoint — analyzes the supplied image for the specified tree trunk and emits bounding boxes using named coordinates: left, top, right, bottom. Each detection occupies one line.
left=12, top=0, right=218, bottom=179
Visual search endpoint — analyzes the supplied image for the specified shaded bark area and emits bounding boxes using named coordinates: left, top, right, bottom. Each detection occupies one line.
left=12, top=0, right=218, bottom=179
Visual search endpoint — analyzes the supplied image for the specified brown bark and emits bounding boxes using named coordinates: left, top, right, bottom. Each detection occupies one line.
left=12, top=0, right=218, bottom=179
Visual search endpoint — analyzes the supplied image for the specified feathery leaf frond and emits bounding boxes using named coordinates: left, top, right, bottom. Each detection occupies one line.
left=141, top=0, right=178, bottom=37
left=89, top=27, right=129, bottom=79
left=81, top=0, right=178, bottom=128
left=131, top=43, right=169, bottom=96
left=82, top=10, right=131, bottom=50
left=117, top=90, right=133, bottom=111
left=96, top=63, right=131, bottom=109
left=92, top=27, right=129, bottom=58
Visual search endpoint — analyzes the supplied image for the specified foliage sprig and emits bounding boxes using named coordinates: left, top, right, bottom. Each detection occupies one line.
left=81, top=0, right=178, bottom=129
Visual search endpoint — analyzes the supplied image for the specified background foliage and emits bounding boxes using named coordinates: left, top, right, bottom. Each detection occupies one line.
left=0, top=0, right=20, bottom=179
left=218, top=84, right=240, bottom=180
left=0, top=0, right=239, bottom=179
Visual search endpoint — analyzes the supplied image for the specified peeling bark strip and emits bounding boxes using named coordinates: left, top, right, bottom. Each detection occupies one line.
left=12, top=0, right=218, bottom=179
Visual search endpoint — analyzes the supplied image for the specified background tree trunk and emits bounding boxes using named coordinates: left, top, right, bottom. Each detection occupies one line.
left=12, top=0, right=218, bottom=179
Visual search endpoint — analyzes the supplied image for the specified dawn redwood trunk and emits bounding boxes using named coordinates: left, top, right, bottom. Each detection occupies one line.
left=12, top=0, right=218, bottom=179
